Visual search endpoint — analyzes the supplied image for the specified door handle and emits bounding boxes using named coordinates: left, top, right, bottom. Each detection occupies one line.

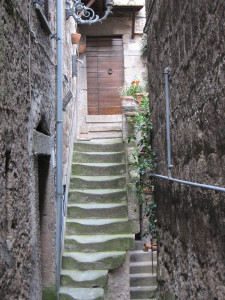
left=108, top=68, right=113, bottom=75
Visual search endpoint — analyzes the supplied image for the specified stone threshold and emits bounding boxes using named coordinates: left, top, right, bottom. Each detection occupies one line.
left=86, top=115, right=122, bottom=123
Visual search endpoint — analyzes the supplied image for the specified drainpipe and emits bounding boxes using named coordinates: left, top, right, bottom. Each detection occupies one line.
left=164, top=67, right=172, bottom=177
left=56, top=0, right=63, bottom=298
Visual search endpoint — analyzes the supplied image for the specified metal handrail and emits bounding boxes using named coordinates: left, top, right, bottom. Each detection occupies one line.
left=149, top=174, right=225, bottom=193
left=161, top=67, right=225, bottom=193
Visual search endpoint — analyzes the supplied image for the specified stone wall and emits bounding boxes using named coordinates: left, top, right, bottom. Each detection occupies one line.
left=145, top=0, right=225, bottom=299
left=0, top=0, right=77, bottom=298
left=62, top=10, right=77, bottom=185
left=0, top=1, right=57, bottom=298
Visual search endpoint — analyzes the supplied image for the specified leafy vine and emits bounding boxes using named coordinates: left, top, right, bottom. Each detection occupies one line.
left=127, top=94, right=157, bottom=238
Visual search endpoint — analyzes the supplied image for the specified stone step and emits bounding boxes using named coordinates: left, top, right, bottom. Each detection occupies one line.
left=67, top=203, right=128, bottom=219
left=71, top=163, right=126, bottom=176
left=61, top=269, right=108, bottom=288
left=65, top=218, right=132, bottom=235
left=60, top=287, right=104, bottom=300
left=130, top=250, right=157, bottom=263
left=130, top=286, right=157, bottom=299
left=130, top=261, right=157, bottom=274
left=69, top=175, right=126, bottom=189
left=62, top=251, right=126, bottom=271
left=68, top=189, right=126, bottom=204
left=79, top=131, right=122, bottom=140
left=86, top=115, right=122, bottom=123
left=134, top=240, right=144, bottom=250
left=73, top=151, right=125, bottom=163
left=80, top=124, right=122, bottom=133
left=64, top=234, right=134, bottom=252
left=130, top=273, right=157, bottom=287
left=74, top=139, right=124, bottom=153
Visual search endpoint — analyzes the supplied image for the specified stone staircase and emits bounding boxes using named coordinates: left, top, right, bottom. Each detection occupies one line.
left=60, top=138, right=134, bottom=300
left=130, top=241, right=158, bottom=300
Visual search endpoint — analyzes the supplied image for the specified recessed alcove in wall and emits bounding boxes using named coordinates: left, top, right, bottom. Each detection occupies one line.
left=33, top=128, right=55, bottom=294
left=37, top=154, right=54, bottom=292
left=36, top=117, right=50, bottom=136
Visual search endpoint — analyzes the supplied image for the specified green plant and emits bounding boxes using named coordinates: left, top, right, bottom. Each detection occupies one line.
left=121, top=83, right=145, bottom=99
left=127, top=95, right=157, bottom=237
left=146, top=200, right=157, bottom=235
left=141, top=34, right=148, bottom=59
left=120, top=76, right=146, bottom=99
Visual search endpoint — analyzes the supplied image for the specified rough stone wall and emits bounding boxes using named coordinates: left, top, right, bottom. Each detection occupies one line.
left=0, top=1, right=57, bottom=298
left=105, top=252, right=130, bottom=300
left=145, top=0, right=225, bottom=299
left=122, top=98, right=140, bottom=234
left=62, top=10, right=77, bottom=185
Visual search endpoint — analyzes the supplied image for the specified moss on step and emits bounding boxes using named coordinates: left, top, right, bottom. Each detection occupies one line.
left=43, top=284, right=57, bottom=300
left=158, top=291, right=175, bottom=300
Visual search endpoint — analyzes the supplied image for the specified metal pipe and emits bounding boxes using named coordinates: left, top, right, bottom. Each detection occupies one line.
left=149, top=174, right=225, bottom=193
left=164, top=67, right=172, bottom=177
left=56, top=0, right=63, bottom=297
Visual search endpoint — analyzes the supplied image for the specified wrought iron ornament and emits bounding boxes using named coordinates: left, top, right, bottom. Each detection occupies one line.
left=66, top=0, right=114, bottom=24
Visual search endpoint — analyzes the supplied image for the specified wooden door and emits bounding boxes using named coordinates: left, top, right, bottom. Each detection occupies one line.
left=86, top=36, right=124, bottom=115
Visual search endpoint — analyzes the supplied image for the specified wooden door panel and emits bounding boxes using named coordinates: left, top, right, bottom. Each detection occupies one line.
left=87, top=45, right=123, bottom=52
left=87, top=36, right=123, bottom=115
left=97, top=56, right=123, bottom=63
left=99, top=107, right=122, bottom=115
left=88, top=107, right=99, bottom=115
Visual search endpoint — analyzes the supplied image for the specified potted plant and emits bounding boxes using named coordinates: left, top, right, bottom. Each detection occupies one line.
left=120, top=76, right=148, bottom=108
left=78, top=43, right=86, bottom=54
left=71, top=33, right=81, bottom=44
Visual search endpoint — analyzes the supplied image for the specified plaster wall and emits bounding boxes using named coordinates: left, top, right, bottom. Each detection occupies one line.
left=145, top=0, right=225, bottom=299
left=76, top=7, right=147, bottom=140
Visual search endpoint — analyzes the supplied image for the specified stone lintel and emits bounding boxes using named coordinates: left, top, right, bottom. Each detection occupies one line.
left=33, top=130, right=53, bottom=156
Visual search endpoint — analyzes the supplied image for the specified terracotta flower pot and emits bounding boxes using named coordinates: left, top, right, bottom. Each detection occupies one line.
left=143, top=243, right=157, bottom=252
left=79, top=44, right=86, bottom=54
left=136, top=93, right=144, bottom=104
left=71, top=33, right=81, bottom=44
left=135, top=92, right=149, bottom=106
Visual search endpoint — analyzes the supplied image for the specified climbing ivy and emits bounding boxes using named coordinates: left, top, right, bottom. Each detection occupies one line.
left=127, top=94, right=157, bottom=237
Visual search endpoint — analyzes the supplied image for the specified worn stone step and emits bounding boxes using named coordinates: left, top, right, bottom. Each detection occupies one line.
left=64, top=234, right=134, bottom=252
left=69, top=175, right=126, bottom=189
left=67, top=203, right=128, bottom=219
left=72, top=163, right=126, bottom=176
left=60, top=287, right=104, bottom=300
left=68, top=189, right=126, bottom=204
left=66, top=218, right=132, bottom=235
left=130, top=286, right=157, bottom=299
left=131, top=299, right=157, bottom=300
left=73, top=151, right=125, bottom=163
left=130, top=250, right=157, bottom=263
left=130, top=261, right=157, bottom=274
left=134, top=240, right=144, bottom=250
left=74, top=139, right=124, bottom=153
left=62, top=251, right=126, bottom=271
left=60, top=269, right=108, bottom=288
left=130, top=273, right=157, bottom=287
